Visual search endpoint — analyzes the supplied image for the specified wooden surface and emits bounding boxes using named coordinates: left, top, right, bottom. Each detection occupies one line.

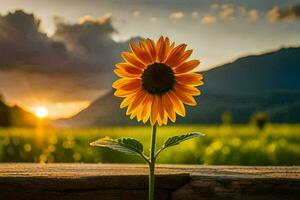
left=0, top=164, right=299, bottom=200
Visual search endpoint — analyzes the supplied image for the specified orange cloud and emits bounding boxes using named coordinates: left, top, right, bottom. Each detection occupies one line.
left=169, top=11, right=184, bottom=19
left=201, top=15, right=217, bottom=24
left=220, top=4, right=235, bottom=20
left=248, top=9, right=258, bottom=21
left=132, top=10, right=140, bottom=17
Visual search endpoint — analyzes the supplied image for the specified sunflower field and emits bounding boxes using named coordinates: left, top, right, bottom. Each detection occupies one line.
left=0, top=124, right=299, bottom=165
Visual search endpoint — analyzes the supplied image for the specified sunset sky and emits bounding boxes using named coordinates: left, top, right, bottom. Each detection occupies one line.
left=0, top=0, right=300, bottom=118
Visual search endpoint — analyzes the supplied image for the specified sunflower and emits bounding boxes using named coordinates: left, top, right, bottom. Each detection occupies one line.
left=112, top=36, right=204, bottom=126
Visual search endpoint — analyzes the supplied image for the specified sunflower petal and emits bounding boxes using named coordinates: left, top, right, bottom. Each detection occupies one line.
left=167, top=91, right=186, bottom=117
left=130, top=43, right=152, bottom=65
left=122, top=52, right=146, bottom=69
left=140, top=39, right=156, bottom=62
left=139, top=40, right=152, bottom=62
left=175, top=73, right=204, bottom=86
left=146, top=38, right=156, bottom=61
left=137, top=93, right=151, bottom=121
left=173, top=86, right=197, bottom=106
left=163, top=111, right=168, bottom=125
left=116, top=63, right=143, bottom=74
left=126, top=90, right=146, bottom=115
left=165, top=44, right=187, bottom=67
left=162, top=94, right=176, bottom=122
left=170, top=50, right=193, bottom=67
left=150, top=95, right=160, bottom=126
left=142, top=95, right=153, bottom=123
left=114, top=86, right=141, bottom=97
left=114, top=69, right=140, bottom=78
left=112, top=79, right=141, bottom=90
left=130, top=105, right=141, bottom=120
left=120, top=92, right=137, bottom=108
left=156, top=36, right=167, bottom=62
left=174, top=60, right=200, bottom=74
left=157, top=96, right=164, bottom=124
left=175, top=83, right=201, bottom=96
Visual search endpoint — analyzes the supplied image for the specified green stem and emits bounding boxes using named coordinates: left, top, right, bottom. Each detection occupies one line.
left=148, top=123, right=157, bottom=200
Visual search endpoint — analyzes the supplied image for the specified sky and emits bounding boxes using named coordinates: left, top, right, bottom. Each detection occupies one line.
left=0, top=0, right=300, bottom=118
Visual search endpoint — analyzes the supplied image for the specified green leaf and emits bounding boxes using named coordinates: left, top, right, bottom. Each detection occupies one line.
left=90, top=137, right=144, bottom=156
left=163, top=132, right=205, bottom=148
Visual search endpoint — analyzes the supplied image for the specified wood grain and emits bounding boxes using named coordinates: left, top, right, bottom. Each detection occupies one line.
left=0, top=164, right=299, bottom=200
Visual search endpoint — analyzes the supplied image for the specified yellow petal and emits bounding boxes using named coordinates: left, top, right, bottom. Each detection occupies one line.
left=167, top=91, right=186, bottom=117
left=130, top=43, right=152, bottom=65
left=162, top=94, right=176, bottom=122
left=156, top=36, right=167, bottom=62
left=157, top=96, right=164, bottom=124
left=116, top=63, right=143, bottom=74
left=142, top=95, right=153, bottom=123
left=120, top=92, right=138, bottom=108
left=112, top=79, right=141, bottom=90
left=126, top=90, right=146, bottom=115
left=168, top=49, right=193, bottom=67
left=146, top=38, right=156, bottom=61
left=175, top=83, right=201, bottom=96
left=114, top=69, right=140, bottom=78
left=163, top=111, right=168, bottom=125
left=122, top=52, right=146, bottom=69
left=140, top=39, right=156, bottom=62
left=130, top=105, right=141, bottom=120
left=114, top=86, right=141, bottom=97
left=150, top=95, right=160, bottom=126
left=137, top=93, right=151, bottom=121
left=165, top=44, right=187, bottom=67
left=173, top=86, right=197, bottom=106
left=174, top=60, right=200, bottom=74
left=175, top=73, right=204, bottom=86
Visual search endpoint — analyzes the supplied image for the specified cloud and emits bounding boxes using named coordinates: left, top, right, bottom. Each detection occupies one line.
left=78, top=13, right=113, bottom=24
left=210, top=3, right=219, bottom=10
left=219, top=4, right=235, bottom=20
left=268, top=5, right=300, bottom=22
left=238, top=6, right=247, bottom=16
left=0, top=10, right=137, bottom=105
left=201, top=15, right=217, bottom=24
left=248, top=9, right=258, bottom=21
left=132, top=10, right=140, bottom=17
left=207, top=4, right=260, bottom=22
left=169, top=11, right=184, bottom=19
left=192, top=11, right=199, bottom=18
left=149, top=17, right=157, bottom=22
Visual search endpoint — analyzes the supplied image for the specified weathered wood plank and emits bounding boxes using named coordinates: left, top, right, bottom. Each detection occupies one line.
left=0, top=164, right=299, bottom=200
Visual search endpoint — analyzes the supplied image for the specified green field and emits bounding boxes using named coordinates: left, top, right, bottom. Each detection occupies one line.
left=0, top=124, right=299, bottom=165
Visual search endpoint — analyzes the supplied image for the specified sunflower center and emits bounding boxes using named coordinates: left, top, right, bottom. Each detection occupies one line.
left=142, top=62, right=175, bottom=95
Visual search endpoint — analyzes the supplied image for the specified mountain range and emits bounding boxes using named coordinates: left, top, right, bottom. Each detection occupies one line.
left=55, top=47, right=300, bottom=127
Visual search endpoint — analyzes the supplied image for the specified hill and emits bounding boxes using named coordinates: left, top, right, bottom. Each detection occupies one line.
left=55, top=47, right=300, bottom=127
left=0, top=95, right=37, bottom=127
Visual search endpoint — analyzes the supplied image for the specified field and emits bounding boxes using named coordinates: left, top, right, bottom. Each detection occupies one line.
left=0, top=124, right=299, bottom=165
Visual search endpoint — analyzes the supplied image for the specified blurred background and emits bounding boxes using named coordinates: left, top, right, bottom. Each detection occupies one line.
left=0, top=0, right=299, bottom=165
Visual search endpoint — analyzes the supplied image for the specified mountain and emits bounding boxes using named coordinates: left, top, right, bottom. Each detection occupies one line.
left=0, top=95, right=37, bottom=127
left=55, top=47, right=300, bottom=127
left=202, top=47, right=300, bottom=94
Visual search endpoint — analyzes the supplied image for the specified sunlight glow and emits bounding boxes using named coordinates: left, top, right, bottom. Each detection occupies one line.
left=35, top=106, right=49, bottom=118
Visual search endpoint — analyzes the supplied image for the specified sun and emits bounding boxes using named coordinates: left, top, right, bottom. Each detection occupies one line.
left=35, top=106, right=49, bottom=118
